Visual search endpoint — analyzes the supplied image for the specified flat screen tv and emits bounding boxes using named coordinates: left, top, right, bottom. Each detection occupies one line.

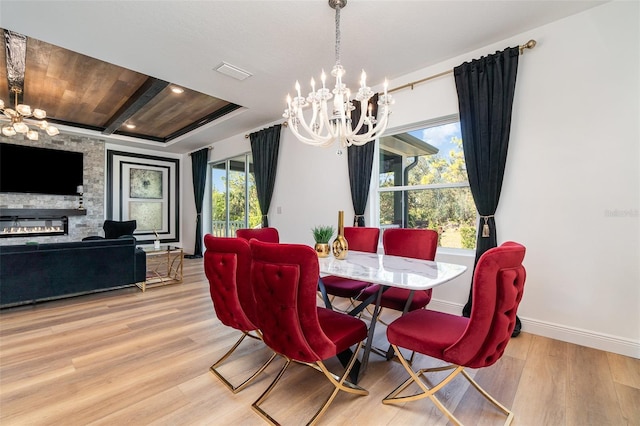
left=0, top=143, right=84, bottom=196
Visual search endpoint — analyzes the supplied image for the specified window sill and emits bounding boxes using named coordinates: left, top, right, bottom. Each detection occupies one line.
left=375, top=245, right=476, bottom=258
left=436, top=247, right=476, bottom=258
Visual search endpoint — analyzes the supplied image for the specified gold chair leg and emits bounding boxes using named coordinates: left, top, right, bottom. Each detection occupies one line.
left=317, top=291, right=334, bottom=304
left=363, top=305, right=389, bottom=325
left=210, top=331, right=276, bottom=394
left=460, top=369, right=515, bottom=424
left=252, top=357, right=292, bottom=425
left=251, top=342, right=368, bottom=426
left=382, top=345, right=514, bottom=426
left=308, top=342, right=369, bottom=425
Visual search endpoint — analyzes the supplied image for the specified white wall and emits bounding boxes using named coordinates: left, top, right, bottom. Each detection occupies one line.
left=185, top=1, right=639, bottom=357
left=498, top=1, right=639, bottom=356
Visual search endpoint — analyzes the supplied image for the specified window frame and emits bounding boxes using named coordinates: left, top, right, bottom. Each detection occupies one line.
left=373, top=114, right=477, bottom=251
left=209, top=152, right=257, bottom=237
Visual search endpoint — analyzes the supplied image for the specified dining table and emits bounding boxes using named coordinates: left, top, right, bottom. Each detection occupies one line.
left=317, top=250, right=467, bottom=381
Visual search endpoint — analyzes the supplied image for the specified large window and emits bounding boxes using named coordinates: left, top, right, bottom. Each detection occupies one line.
left=378, top=118, right=476, bottom=249
left=210, top=153, right=260, bottom=237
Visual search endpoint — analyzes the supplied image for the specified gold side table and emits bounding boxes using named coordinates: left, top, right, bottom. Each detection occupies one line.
left=137, top=245, right=184, bottom=292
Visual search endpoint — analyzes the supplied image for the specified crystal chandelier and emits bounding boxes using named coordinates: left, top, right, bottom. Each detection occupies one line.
left=283, top=0, right=394, bottom=150
left=0, top=86, right=59, bottom=140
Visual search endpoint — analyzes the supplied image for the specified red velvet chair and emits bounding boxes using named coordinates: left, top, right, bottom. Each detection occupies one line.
left=357, top=228, right=438, bottom=313
left=236, top=227, right=279, bottom=243
left=249, top=239, right=369, bottom=425
left=203, top=234, right=277, bottom=393
left=382, top=241, right=527, bottom=426
left=321, top=227, right=380, bottom=307
left=356, top=228, right=438, bottom=361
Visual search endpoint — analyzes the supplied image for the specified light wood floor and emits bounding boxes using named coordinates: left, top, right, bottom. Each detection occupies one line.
left=1, top=258, right=638, bottom=425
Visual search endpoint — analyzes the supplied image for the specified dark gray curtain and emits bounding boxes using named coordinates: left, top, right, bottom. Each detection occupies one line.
left=347, top=93, right=379, bottom=226
left=454, top=47, right=519, bottom=330
left=185, top=148, right=209, bottom=259
left=250, top=125, right=281, bottom=227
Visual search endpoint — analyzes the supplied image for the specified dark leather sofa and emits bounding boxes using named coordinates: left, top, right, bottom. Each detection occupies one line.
left=0, top=238, right=146, bottom=308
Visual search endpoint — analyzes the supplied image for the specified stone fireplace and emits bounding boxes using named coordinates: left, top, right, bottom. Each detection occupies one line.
left=0, top=133, right=105, bottom=246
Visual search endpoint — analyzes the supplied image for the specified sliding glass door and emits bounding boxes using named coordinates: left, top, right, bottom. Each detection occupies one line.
left=210, top=153, right=260, bottom=237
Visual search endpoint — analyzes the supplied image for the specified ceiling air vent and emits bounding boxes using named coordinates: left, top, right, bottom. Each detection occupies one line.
left=214, top=62, right=252, bottom=81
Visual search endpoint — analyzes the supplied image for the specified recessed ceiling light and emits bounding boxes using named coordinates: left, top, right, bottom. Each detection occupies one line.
left=171, top=86, right=184, bottom=94
left=125, top=123, right=136, bottom=129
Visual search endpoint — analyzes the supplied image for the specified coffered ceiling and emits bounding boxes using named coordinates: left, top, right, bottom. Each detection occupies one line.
left=0, top=1, right=607, bottom=154
left=0, top=30, right=240, bottom=143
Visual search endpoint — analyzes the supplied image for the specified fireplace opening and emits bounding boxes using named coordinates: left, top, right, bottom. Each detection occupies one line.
left=0, top=216, right=69, bottom=238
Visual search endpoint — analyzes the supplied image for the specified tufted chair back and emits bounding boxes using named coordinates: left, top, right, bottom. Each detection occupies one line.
left=249, top=239, right=336, bottom=364
left=320, top=227, right=379, bottom=301
left=203, top=234, right=279, bottom=394
left=248, top=240, right=370, bottom=424
left=236, top=227, right=280, bottom=243
left=383, top=228, right=438, bottom=260
left=203, top=234, right=257, bottom=331
left=382, top=241, right=526, bottom=423
left=356, top=228, right=439, bottom=312
left=445, top=241, right=526, bottom=368
left=343, top=227, right=379, bottom=252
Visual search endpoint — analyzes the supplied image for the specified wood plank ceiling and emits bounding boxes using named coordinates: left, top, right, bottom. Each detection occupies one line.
left=1, top=29, right=240, bottom=143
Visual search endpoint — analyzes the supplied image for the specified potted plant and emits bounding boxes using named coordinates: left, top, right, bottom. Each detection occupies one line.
left=312, top=225, right=334, bottom=258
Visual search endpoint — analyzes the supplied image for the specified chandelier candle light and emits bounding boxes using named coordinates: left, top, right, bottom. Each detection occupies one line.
left=0, top=87, right=59, bottom=140
left=283, top=0, right=394, bottom=151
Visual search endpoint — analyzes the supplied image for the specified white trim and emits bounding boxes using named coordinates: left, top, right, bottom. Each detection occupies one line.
left=428, top=299, right=640, bottom=359
left=379, top=181, right=470, bottom=192
left=384, top=113, right=460, bottom=136
left=522, top=318, right=640, bottom=359
left=54, top=107, right=248, bottom=149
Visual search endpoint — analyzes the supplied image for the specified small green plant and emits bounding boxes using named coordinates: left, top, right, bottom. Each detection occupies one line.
left=312, top=225, right=335, bottom=244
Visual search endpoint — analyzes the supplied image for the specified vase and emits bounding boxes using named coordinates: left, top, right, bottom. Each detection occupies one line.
left=314, top=242, right=330, bottom=258
left=331, top=210, right=348, bottom=259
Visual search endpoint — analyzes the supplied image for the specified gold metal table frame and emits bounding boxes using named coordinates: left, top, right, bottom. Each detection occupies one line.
left=137, top=245, right=184, bottom=292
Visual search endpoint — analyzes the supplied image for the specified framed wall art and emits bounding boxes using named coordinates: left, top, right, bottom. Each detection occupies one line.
left=107, top=150, right=180, bottom=243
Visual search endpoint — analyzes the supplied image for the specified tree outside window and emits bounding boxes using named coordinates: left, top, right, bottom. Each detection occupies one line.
left=378, top=120, right=476, bottom=249
left=211, top=154, right=260, bottom=237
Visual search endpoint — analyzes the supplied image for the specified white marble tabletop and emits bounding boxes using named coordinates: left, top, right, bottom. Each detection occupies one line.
left=317, top=250, right=467, bottom=291
left=317, top=250, right=467, bottom=380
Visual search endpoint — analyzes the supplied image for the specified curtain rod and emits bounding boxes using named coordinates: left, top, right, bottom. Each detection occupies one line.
left=388, top=39, right=537, bottom=94
left=245, top=122, right=288, bottom=139
left=244, top=39, right=536, bottom=138
left=188, top=146, right=213, bottom=156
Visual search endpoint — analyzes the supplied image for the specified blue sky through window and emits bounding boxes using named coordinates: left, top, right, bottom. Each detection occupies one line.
left=409, top=122, right=462, bottom=160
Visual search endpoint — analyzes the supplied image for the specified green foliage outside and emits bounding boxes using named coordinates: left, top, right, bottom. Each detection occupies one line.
left=460, top=225, right=477, bottom=249
left=212, top=167, right=261, bottom=234
left=380, top=137, right=477, bottom=249
left=212, top=136, right=479, bottom=248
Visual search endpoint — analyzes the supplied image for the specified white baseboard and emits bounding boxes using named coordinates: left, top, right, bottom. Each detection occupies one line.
left=428, top=299, right=640, bottom=359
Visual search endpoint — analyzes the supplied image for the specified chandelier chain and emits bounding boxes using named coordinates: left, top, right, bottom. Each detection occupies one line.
left=335, top=6, right=341, bottom=65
